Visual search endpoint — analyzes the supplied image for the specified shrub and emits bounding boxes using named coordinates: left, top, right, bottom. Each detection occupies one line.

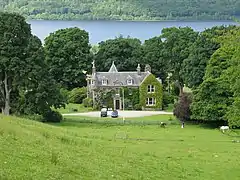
left=83, top=98, right=93, bottom=107
left=162, top=91, right=175, bottom=109
left=173, top=92, right=192, bottom=122
left=68, top=87, right=87, bottom=104
left=134, top=103, right=142, bottom=110
left=60, top=88, right=69, bottom=103
left=43, top=110, right=63, bottom=123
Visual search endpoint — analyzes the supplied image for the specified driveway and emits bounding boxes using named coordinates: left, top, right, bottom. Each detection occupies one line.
left=62, top=110, right=173, bottom=118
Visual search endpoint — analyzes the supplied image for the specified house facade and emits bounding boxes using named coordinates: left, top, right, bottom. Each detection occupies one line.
left=87, top=61, right=163, bottom=110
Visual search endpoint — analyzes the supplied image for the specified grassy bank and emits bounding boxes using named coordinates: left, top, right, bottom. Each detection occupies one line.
left=0, top=115, right=240, bottom=179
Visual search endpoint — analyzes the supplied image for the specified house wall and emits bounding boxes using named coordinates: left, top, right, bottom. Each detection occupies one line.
left=139, top=74, right=163, bottom=110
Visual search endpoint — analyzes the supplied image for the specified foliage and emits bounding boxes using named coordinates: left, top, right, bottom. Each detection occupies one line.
left=161, top=27, right=198, bottom=95
left=95, top=37, right=142, bottom=72
left=142, top=36, right=167, bottom=83
left=173, top=93, right=192, bottom=122
left=83, top=98, right=93, bottom=108
left=182, top=25, right=238, bottom=89
left=44, top=27, right=91, bottom=89
left=139, top=74, right=163, bottom=109
left=162, top=91, right=175, bottom=110
left=122, top=88, right=139, bottom=110
left=60, top=88, right=69, bottom=103
left=68, top=87, right=87, bottom=104
left=1, top=0, right=239, bottom=21
left=133, top=103, right=142, bottom=111
left=42, top=110, right=63, bottom=123
left=0, top=12, right=65, bottom=116
left=191, top=26, right=240, bottom=125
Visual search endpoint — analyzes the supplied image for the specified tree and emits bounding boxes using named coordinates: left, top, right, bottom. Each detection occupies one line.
left=0, top=12, right=31, bottom=115
left=191, top=26, right=240, bottom=125
left=173, top=92, right=192, bottom=123
left=95, top=37, right=142, bottom=72
left=161, top=27, right=198, bottom=95
left=44, top=27, right=91, bottom=90
left=142, top=36, right=167, bottom=83
left=0, top=12, right=65, bottom=116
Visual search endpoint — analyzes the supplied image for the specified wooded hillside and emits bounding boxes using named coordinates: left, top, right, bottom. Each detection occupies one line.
left=0, top=0, right=239, bottom=20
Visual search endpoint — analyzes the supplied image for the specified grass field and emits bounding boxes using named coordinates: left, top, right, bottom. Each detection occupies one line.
left=0, top=114, right=240, bottom=180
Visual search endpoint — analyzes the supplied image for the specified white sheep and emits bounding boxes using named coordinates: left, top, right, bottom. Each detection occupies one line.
left=220, top=126, right=229, bottom=133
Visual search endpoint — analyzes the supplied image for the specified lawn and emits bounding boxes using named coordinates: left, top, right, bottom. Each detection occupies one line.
left=53, top=103, right=93, bottom=114
left=0, top=114, right=240, bottom=180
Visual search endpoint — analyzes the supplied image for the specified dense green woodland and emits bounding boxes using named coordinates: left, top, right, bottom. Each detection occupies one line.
left=0, top=0, right=240, bottom=20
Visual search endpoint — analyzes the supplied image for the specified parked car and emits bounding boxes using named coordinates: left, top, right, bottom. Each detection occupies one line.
left=100, top=108, right=108, bottom=117
left=111, top=110, right=118, bottom=118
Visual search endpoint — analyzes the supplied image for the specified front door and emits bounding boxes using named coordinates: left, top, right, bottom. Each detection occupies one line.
left=116, top=100, right=120, bottom=110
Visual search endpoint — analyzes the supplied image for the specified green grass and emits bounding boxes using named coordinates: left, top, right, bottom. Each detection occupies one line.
left=53, top=103, right=93, bottom=114
left=62, top=114, right=176, bottom=127
left=1, top=114, right=240, bottom=180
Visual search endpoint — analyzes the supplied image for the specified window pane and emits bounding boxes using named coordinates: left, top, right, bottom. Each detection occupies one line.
left=148, top=85, right=151, bottom=92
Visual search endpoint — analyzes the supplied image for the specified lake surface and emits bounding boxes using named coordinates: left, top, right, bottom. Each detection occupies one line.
left=29, top=20, right=238, bottom=44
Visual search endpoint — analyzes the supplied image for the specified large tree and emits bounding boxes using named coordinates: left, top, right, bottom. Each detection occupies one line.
left=44, top=27, right=91, bottom=90
left=0, top=12, right=65, bottom=116
left=181, top=25, right=238, bottom=89
left=0, top=12, right=31, bottom=115
left=95, top=36, right=142, bottom=72
left=191, top=27, right=240, bottom=125
left=161, top=27, right=198, bottom=95
left=142, top=36, right=167, bottom=83
left=14, top=35, right=65, bottom=115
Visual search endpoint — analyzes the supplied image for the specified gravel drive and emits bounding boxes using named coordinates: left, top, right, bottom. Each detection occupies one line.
left=62, top=110, right=173, bottom=118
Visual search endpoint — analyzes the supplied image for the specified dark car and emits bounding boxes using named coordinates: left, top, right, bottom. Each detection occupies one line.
left=100, top=108, right=108, bottom=117
left=111, top=110, right=118, bottom=118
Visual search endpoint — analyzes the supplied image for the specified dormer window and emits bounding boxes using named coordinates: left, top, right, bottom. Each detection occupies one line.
left=127, top=79, right=133, bottom=85
left=127, top=75, right=133, bottom=85
left=101, top=76, right=108, bottom=85
left=102, top=79, right=108, bottom=85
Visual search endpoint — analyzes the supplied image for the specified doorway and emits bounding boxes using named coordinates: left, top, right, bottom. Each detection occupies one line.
left=115, top=100, right=120, bottom=110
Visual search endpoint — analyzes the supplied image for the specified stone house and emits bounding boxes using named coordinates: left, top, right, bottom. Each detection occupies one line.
left=86, top=61, right=163, bottom=110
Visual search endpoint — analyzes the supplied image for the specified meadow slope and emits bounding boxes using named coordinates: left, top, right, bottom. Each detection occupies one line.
left=0, top=115, right=240, bottom=180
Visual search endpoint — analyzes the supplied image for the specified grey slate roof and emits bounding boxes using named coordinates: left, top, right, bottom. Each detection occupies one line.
left=95, top=72, right=150, bottom=87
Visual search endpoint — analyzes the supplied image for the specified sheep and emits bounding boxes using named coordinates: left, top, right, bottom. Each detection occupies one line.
left=160, top=122, right=166, bottom=128
left=220, top=126, right=229, bottom=133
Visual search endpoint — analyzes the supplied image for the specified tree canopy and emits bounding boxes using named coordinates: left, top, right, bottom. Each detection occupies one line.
left=191, top=26, right=240, bottom=127
left=0, top=0, right=239, bottom=21
left=0, top=12, right=65, bottom=116
left=44, top=27, right=91, bottom=90
left=95, top=37, right=142, bottom=72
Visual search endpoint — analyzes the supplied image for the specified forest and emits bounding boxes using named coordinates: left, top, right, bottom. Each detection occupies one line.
left=0, top=0, right=240, bottom=21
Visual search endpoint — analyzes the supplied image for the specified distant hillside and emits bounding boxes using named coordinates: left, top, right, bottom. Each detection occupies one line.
left=0, top=0, right=240, bottom=20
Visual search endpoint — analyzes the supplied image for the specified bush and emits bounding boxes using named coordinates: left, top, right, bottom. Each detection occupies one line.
left=83, top=98, right=93, bottom=107
left=173, top=92, right=192, bottom=122
left=43, top=110, right=63, bottom=123
left=134, top=103, right=142, bottom=110
left=68, top=87, right=87, bottom=104
left=162, top=91, right=175, bottom=109
left=60, top=88, right=69, bottom=103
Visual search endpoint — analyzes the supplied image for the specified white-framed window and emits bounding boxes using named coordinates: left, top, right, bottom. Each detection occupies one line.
left=102, top=79, right=108, bottom=85
left=147, top=85, right=155, bottom=93
left=146, top=98, right=156, bottom=106
left=127, top=79, right=133, bottom=85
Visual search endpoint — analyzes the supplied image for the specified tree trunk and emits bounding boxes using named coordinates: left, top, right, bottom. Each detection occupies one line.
left=176, top=80, right=184, bottom=96
left=3, top=72, right=11, bottom=116
left=179, top=86, right=184, bottom=96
